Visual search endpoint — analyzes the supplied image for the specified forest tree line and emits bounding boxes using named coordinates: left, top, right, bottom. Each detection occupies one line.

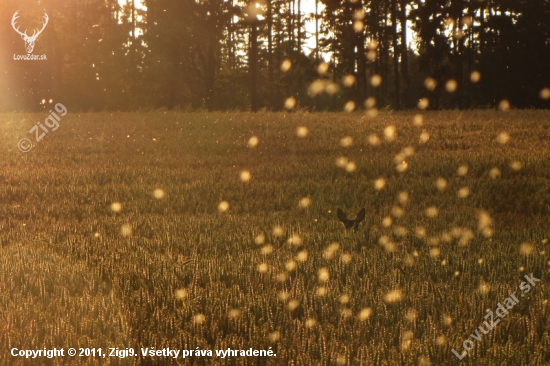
left=0, top=0, right=549, bottom=111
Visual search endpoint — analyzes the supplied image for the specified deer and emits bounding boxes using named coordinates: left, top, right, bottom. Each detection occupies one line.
left=11, top=11, right=49, bottom=54
left=337, top=208, right=366, bottom=231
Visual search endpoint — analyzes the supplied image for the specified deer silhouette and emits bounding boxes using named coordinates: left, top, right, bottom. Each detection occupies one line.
left=337, top=208, right=366, bottom=231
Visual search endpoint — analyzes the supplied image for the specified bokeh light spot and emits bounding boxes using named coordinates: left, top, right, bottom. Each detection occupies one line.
left=343, top=101, right=356, bottom=112
left=445, top=79, right=457, bottom=93
left=296, top=126, right=309, bottom=137
left=248, top=136, right=259, bottom=147
left=111, top=202, right=122, bottom=213
left=240, top=170, right=251, bottom=182
left=280, top=59, right=291, bottom=72
left=284, top=97, right=297, bottom=110
left=418, top=98, right=429, bottom=110
left=370, top=74, right=382, bottom=87
left=317, top=62, right=329, bottom=75
left=424, top=77, right=437, bottom=91
left=499, top=99, right=510, bottom=111
left=153, top=189, right=165, bottom=199
left=218, top=201, right=229, bottom=212
left=343, top=75, right=356, bottom=87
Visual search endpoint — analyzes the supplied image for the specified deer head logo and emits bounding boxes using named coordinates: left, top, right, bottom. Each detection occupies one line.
left=11, top=11, right=49, bottom=54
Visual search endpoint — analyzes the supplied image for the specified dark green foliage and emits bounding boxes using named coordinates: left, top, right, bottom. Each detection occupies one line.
left=0, top=0, right=548, bottom=111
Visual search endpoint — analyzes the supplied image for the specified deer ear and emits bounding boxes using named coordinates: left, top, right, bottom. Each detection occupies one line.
left=337, top=208, right=348, bottom=223
left=355, top=208, right=366, bottom=223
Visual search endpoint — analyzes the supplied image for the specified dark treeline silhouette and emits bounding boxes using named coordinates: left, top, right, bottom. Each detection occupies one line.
left=0, top=0, right=548, bottom=111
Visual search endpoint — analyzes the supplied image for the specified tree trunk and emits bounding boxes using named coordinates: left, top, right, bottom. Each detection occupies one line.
left=391, top=0, right=400, bottom=110
left=355, top=0, right=367, bottom=104
left=267, top=0, right=273, bottom=82
left=288, top=0, right=294, bottom=51
left=400, top=0, right=410, bottom=108
left=297, top=0, right=301, bottom=52
left=250, top=23, right=259, bottom=111
left=315, top=0, right=319, bottom=61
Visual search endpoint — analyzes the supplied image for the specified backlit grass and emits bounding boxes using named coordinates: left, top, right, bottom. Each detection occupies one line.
left=1, top=110, right=549, bottom=365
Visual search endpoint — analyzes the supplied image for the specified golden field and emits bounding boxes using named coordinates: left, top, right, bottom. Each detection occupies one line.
left=1, top=110, right=549, bottom=365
